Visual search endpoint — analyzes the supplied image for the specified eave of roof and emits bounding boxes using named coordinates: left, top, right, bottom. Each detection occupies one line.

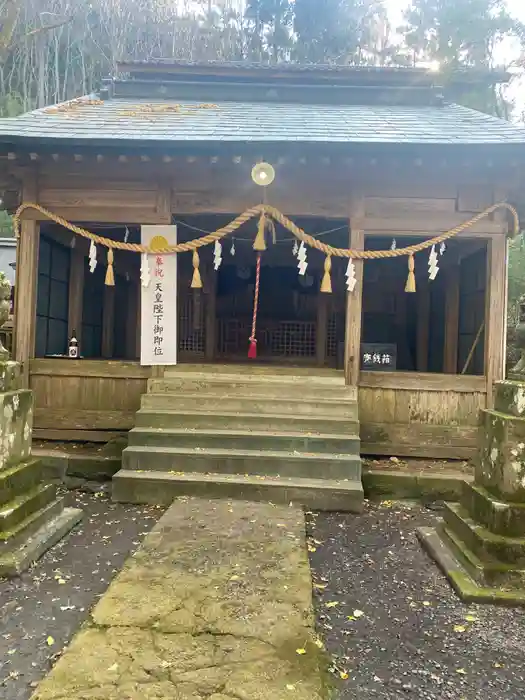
left=0, top=97, right=523, bottom=149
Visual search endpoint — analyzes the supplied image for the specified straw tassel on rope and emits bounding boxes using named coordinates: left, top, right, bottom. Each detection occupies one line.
left=191, top=249, right=203, bottom=289
left=405, top=253, right=416, bottom=293
left=320, top=254, right=332, bottom=293
left=105, top=249, right=115, bottom=286
left=253, top=213, right=267, bottom=252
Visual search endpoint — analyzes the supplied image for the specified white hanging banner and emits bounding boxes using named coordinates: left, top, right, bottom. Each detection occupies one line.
left=140, top=225, right=178, bottom=366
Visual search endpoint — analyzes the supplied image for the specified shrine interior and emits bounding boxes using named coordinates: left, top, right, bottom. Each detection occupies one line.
left=34, top=218, right=488, bottom=377
left=363, top=237, right=487, bottom=376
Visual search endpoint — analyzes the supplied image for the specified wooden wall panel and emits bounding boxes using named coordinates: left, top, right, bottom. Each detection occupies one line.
left=365, top=197, right=456, bottom=216
left=14, top=159, right=505, bottom=232
left=30, top=359, right=150, bottom=437
left=39, top=188, right=158, bottom=210
left=358, top=372, right=486, bottom=458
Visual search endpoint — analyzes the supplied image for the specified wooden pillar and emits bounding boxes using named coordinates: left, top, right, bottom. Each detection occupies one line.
left=485, top=234, right=507, bottom=406
left=126, top=279, right=139, bottom=360
left=14, top=172, right=39, bottom=388
left=101, top=285, right=115, bottom=359
left=135, top=281, right=141, bottom=360
left=68, top=246, right=85, bottom=345
left=416, top=277, right=430, bottom=372
left=344, top=195, right=365, bottom=386
left=443, top=261, right=460, bottom=374
left=205, top=265, right=217, bottom=362
left=316, top=293, right=328, bottom=366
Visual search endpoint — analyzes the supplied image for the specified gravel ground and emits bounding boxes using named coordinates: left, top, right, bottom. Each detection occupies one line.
left=1, top=494, right=524, bottom=700
left=307, top=501, right=525, bottom=700
left=0, top=488, right=165, bottom=700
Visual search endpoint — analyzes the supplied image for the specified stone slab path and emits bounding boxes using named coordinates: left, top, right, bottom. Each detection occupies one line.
left=31, top=498, right=330, bottom=700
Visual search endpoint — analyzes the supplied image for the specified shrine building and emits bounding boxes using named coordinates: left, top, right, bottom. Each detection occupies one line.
left=0, top=61, right=524, bottom=509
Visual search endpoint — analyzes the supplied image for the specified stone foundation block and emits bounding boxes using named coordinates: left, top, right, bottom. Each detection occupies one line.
left=419, top=378, right=525, bottom=605
left=476, top=408, right=525, bottom=501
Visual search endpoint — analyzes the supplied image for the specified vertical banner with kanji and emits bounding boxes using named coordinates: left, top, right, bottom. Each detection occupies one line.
left=140, top=225, right=178, bottom=366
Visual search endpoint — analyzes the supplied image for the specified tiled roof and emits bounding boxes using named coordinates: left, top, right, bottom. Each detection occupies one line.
left=0, top=97, right=523, bottom=146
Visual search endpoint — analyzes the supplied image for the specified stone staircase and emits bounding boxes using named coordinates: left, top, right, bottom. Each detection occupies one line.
left=0, top=458, right=82, bottom=576
left=113, top=364, right=363, bottom=511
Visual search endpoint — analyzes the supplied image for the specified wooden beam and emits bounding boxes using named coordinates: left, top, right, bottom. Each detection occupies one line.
left=359, top=370, right=486, bottom=393
left=135, top=281, right=141, bottom=360
left=416, top=277, right=430, bottom=372
left=68, top=247, right=85, bottom=345
left=443, top=262, right=460, bottom=374
left=316, top=293, right=328, bottom=367
left=126, top=279, right=139, bottom=360
left=205, top=267, right=217, bottom=362
left=14, top=172, right=39, bottom=387
left=29, top=357, right=150, bottom=378
left=485, top=235, right=507, bottom=406
left=344, top=195, right=365, bottom=386
left=101, top=286, right=115, bottom=359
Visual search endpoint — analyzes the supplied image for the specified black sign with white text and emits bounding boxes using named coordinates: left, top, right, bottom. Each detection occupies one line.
left=361, top=343, right=397, bottom=371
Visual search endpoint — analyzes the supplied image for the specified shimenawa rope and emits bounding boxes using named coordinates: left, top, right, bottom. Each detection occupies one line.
left=13, top=201, right=519, bottom=293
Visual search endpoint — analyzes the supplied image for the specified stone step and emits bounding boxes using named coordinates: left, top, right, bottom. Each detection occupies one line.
left=112, top=469, right=364, bottom=512
left=134, top=409, right=359, bottom=435
left=148, top=375, right=357, bottom=400
left=0, top=459, right=44, bottom=507
left=440, top=524, right=525, bottom=590
left=0, top=483, right=57, bottom=537
left=444, top=502, right=525, bottom=566
left=127, top=427, right=360, bottom=455
left=461, top=482, right=525, bottom=538
left=0, top=505, right=82, bottom=577
left=141, top=392, right=358, bottom=419
left=122, top=445, right=362, bottom=481
left=0, top=496, right=65, bottom=551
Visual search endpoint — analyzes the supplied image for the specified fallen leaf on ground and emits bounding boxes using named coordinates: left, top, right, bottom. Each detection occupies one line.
left=325, top=601, right=339, bottom=608
left=454, top=625, right=467, bottom=633
left=46, top=636, right=55, bottom=646
left=353, top=609, right=364, bottom=618
left=464, top=615, right=478, bottom=622
left=456, top=668, right=466, bottom=675
left=422, top=601, right=431, bottom=607
left=313, top=583, right=327, bottom=590
left=295, top=648, right=306, bottom=655
left=340, top=671, right=349, bottom=680
left=308, top=545, right=317, bottom=553
left=314, top=638, right=324, bottom=649
left=286, top=684, right=296, bottom=691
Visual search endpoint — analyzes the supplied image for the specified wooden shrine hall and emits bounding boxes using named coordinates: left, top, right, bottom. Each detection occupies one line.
left=1, top=60, right=525, bottom=462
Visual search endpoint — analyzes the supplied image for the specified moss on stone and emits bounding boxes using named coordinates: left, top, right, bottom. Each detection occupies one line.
left=31, top=499, right=332, bottom=700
